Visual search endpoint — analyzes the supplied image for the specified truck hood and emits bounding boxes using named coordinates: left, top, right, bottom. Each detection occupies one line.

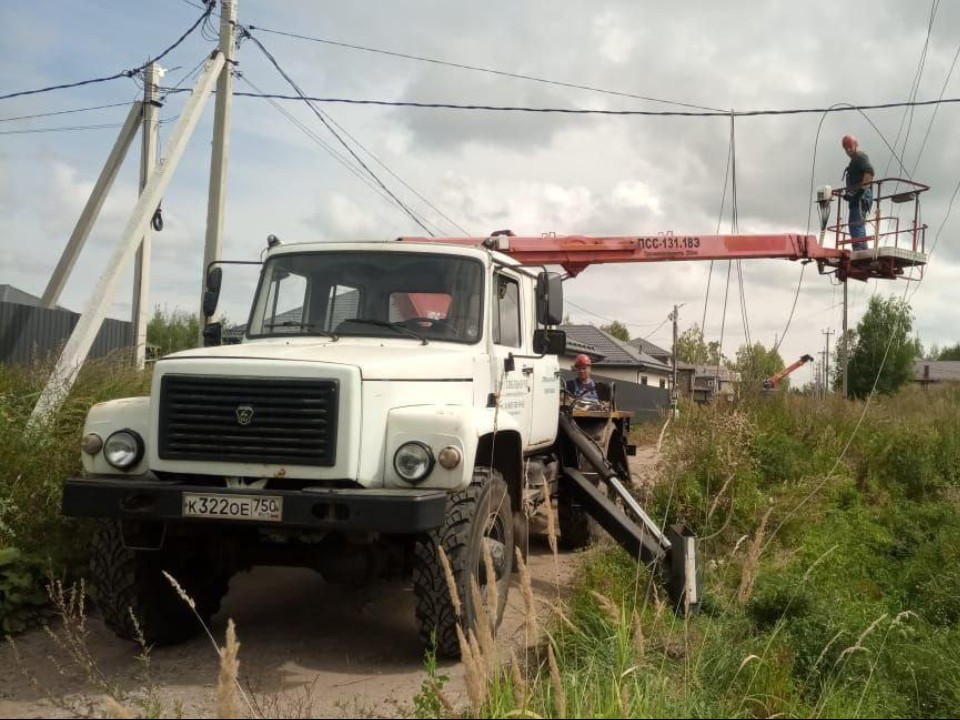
left=158, top=339, right=480, bottom=380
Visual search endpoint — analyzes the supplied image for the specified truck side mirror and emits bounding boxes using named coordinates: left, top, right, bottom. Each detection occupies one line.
left=202, top=290, right=219, bottom=318
left=202, top=321, right=222, bottom=347
left=203, top=266, right=223, bottom=318
left=536, top=271, right=564, bottom=326
left=533, top=329, right=566, bottom=355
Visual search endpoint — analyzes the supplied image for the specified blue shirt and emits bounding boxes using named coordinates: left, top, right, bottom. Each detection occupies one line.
left=566, top=377, right=599, bottom=401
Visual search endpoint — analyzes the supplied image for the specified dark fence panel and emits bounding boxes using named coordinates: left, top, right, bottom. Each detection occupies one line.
left=0, top=302, right=133, bottom=366
left=561, top=370, right=670, bottom=422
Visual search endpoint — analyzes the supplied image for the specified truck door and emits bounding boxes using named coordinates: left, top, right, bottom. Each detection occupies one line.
left=491, top=271, right=532, bottom=446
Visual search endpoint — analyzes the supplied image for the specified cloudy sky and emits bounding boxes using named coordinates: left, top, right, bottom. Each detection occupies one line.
left=2, top=0, right=959, bottom=386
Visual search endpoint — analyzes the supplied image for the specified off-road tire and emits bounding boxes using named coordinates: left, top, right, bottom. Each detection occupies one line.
left=413, top=467, right=514, bottom=659
left=88, top=521, right=230, bottom=646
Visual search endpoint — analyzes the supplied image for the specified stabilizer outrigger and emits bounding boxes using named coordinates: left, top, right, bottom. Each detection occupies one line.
left=557, top=409, right=702, bottom=615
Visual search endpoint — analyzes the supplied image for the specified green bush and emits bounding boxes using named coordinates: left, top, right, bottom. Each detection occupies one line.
left=0, top=548, right=50, bottom=633
left=0, top=358, right=150, bottom=593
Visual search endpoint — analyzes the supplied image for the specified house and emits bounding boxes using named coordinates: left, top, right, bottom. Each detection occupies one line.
left=914, top=360, right=960, bottom=386
left=559, top=324, right=673, bottom=388
left=676, top=361, right=741, bottom=403
left=627, top=336, right=672, bottom=366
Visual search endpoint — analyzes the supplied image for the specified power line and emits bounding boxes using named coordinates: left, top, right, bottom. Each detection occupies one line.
left=246, top=25, right=724, bottom=113
left=0, top=101, right=132, bottom=123
left=214, top=91, right=960, bottom=118
left=910, top=33, right=960, bottom=175
left=884, top=0, right=939, bottom=176
left=0, top=122, right=125, bottom=135
left=242, top=29, right=436, bottom=236
left=0, top=3, right=215, bottom=101
left=236, top=75, right=447, bottom=234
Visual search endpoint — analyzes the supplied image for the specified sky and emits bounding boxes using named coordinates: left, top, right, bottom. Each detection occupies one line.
left=2, top=0, right=959, bottom=387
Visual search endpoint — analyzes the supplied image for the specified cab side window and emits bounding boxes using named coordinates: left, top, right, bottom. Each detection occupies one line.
left=493, top=275, right=521, bottom=347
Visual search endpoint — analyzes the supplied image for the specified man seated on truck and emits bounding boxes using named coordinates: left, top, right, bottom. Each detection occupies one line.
left=566, top=354, right=600, bottom=402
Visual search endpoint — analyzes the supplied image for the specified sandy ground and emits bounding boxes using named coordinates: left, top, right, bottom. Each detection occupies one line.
left=0, top=447, right=659, bottom=718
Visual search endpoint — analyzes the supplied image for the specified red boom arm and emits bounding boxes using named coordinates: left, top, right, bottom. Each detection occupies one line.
left=397, top=233, right=842, bottom=278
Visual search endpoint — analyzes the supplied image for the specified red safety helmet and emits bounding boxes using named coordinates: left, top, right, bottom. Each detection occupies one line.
left=841, top=134, right=858, bottom=151
left=574, top=353, right=592, bottom=368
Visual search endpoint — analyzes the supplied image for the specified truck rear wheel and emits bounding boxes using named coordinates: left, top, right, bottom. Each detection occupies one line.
left=413, top=467, right=514, bottom=659
left=88, top=521, right=230, bottom=646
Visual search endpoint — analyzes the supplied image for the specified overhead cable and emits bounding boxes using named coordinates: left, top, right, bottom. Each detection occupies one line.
left=242, top=29, right=436, bottom=235
left=214, top=91, right=960, bottom=118
left=246, top=25, right=724, bottom=113
left=0, top=3, right=214, bottom=101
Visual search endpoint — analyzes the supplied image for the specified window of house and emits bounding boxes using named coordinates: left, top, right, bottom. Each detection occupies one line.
left=641, top=376, right=648, bottom=385
left=659, top=378, right=666, bottom=388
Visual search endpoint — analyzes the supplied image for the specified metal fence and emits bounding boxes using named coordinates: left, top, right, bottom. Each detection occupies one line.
left=561, top=370, right=670, bottom=422
left=0, top=301, right=132, bottom=366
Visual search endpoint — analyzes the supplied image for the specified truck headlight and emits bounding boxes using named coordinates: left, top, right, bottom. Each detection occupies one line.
left=394, top=442, right=434, bottom=483
left=104, top=430, right=144, bottom=470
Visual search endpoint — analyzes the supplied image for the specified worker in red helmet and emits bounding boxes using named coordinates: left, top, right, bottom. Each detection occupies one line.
left=841, top=134, right=875, bottom=251
left=566, top=354, right=599, bottom=401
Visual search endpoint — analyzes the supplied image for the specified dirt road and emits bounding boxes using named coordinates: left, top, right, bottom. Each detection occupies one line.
left=0, top=448, right=659, bottom=718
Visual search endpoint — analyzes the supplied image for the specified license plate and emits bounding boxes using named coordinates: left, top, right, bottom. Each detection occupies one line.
left=182, top=493, right=283, bottom=522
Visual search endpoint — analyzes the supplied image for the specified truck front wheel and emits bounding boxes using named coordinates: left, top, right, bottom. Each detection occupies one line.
left=88, top=521, right=230, bottom=646
left=413, top=467, right=514, bottom=659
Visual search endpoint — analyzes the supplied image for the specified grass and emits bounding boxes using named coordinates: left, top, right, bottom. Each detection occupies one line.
left=4, top=353, right=959, bottom=717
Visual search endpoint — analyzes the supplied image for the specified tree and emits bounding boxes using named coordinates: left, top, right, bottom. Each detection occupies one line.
left=735, top=342, right=785, bottom=389
left=937, top=342, right=960, bottom=360
left=600, top=320, right=630, bottom=342
left=675, top=324, right=724, bottom=366
left=147, top=306, right=202, bottom=358
left=845, top=296, right=919, bottom=399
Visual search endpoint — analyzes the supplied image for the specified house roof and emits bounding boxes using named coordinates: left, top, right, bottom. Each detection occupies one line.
left=914, top=360, right=960, bottom=383
left=559, top=324, right=671, bottom=371
left=627, top=336, right=670, bottom=359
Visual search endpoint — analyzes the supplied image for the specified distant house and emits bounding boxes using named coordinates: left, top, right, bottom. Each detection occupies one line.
left=914, top=360, right=960, bottom=386
left=627, top=336, right=672, bottom=366
left=676, top=361, right=741, bottom=403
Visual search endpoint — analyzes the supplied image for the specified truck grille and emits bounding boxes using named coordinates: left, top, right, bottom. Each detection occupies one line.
left=158, top=375, right=338, bottom=466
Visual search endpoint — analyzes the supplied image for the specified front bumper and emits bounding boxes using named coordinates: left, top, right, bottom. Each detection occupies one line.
left=62, top=475, right=448, bottom=533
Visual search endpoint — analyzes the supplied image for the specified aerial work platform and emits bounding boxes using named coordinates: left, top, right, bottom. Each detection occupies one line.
left=818, top=178, right=929, bottom=282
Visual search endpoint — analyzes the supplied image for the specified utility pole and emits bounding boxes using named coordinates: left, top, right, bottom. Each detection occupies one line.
left=31, top=52, right=227, bottom=422
left=132, top=62, right=161, bottom=368
left=841, top=281, right=849, bottom=397
left=822, top=328, right=834, bottom=395
left=201, top=0, right=238, bottom=335
left=818, top=350, right=827, bottom=399
left=41, top=104, right=144, bottom=309
left=670, top=304, right=680, bottom=417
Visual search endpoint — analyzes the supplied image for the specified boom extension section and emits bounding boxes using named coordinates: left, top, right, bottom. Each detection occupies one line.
left=763, top=353, right=815, bottom=391
left=399, top=232, right=839, bottom=278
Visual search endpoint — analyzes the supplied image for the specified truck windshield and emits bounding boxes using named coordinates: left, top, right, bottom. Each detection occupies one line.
left=247, top=251, right=484, bottom=344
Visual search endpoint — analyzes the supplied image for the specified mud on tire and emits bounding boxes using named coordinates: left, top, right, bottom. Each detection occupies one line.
left=413, top=467, right=514, bottom=659
left=88, top=521, right=230, bottom=646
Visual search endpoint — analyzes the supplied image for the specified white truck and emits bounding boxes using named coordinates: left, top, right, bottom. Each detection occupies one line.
left=62, top=234, right=697, bottom=658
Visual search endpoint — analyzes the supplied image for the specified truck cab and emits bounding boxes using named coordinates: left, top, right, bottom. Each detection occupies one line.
left=63, top=238, right=567, bottom=657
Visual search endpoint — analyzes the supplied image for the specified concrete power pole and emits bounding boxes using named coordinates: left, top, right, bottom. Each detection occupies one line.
left=201, top=0, right=238, bottom=334
left=822, top=328, right=834, bottom=395
left=131, top=63, right=162, bottom=368
left=670, top=304, right=679, bottom=417
left=31, top=52, right=227, bottom=422
left=841, top=281, right=849, bottom=397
